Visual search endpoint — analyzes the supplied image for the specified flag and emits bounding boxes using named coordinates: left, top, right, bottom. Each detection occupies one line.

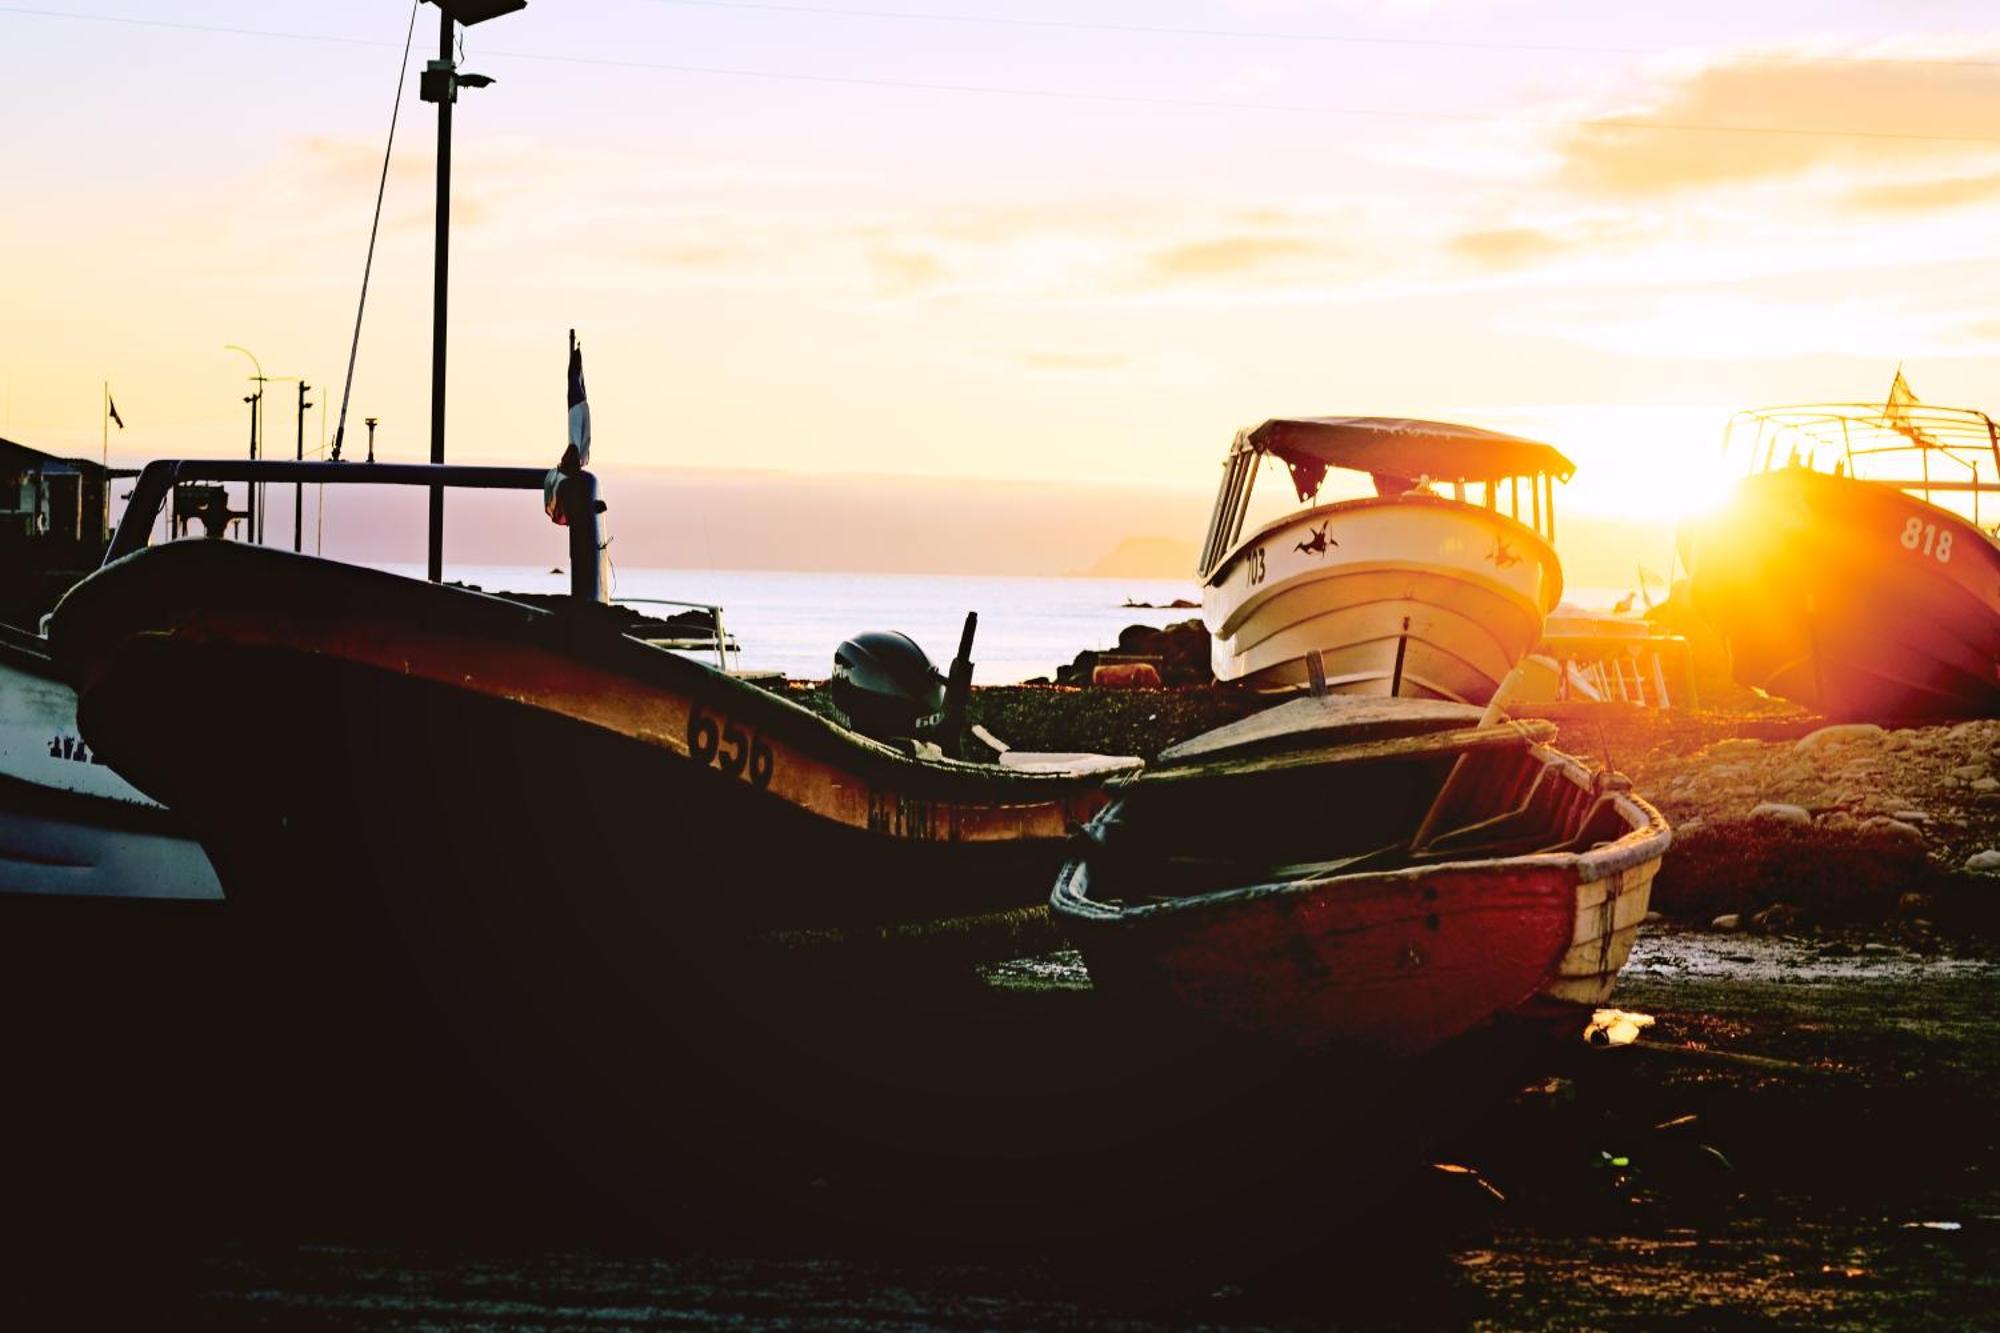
left=567, top=328, right=590, bottom=468
left=1884, top=366, right=1923, bottom=443
left=546, top=329, right=592, bottom=525
left=107, top=395, right=124, bottom=429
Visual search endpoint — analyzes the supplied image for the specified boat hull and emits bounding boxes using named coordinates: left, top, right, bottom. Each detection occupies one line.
left=1203, top=497, right=1560, bottom=700
left=48, top=543, right=1145, bottom=1115
left=1687, top=468, right=2000, bottom=720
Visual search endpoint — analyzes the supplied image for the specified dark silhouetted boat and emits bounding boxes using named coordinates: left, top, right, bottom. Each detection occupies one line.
left=1051, top=694, right=1668, bottom=1057
left=1683, top=375, right=2000, bottom=720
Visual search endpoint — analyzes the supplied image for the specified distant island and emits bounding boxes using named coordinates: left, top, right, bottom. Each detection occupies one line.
left=1079, top=535, right=1199, bottom=579
left=1122, top=596, right=1198, bottom=609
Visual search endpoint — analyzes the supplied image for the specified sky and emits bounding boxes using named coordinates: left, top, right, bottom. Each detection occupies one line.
left=5, top=1, right=2000, bottom=581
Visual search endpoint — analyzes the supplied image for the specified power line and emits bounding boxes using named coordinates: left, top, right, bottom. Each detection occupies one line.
left=6, top=3, right=2000, bottom=146
left=635, top=0, right=2000, bottom=71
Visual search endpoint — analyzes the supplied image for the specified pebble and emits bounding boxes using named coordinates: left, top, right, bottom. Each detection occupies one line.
left=1951, top=764, right=1988, bottom=781
left=1795, top=723, right=1885, bottom=754
left=1676, top=816, right=1705, bottom=837
left=1890, top=810, right=1930, bottom=824
left=1748, top=801, right=1811, bottom=827
left=1974, top=777, right=2000, bottom=794
left=1711, top=913, right=1743, bottom=930
left=1858, top=816, right=1926, bottom=846
left=1964, top=849, right=2000, bottom=874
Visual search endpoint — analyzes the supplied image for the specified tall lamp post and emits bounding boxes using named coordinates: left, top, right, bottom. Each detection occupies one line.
left=224, top=344, right=266, bottom=544
left=419, top=0, right=524, bottom=583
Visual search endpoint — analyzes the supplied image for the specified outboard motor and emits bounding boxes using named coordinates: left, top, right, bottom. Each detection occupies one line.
left=832, top=631, right=948, bottom=742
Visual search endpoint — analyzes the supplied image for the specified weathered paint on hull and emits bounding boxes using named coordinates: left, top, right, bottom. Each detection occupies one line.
left=1688, top=468, right=2000, bottom=720
left=1055, top=858, right=1576, bottom=1058
left=1203, top=497, right=1560, bottom=700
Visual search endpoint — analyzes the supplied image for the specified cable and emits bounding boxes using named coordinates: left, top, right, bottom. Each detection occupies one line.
left=330, top=0, right=420, bottom=466
left=633, top=0, right=2000, bottom=71
left=4, top=4, right=1998, bottom=146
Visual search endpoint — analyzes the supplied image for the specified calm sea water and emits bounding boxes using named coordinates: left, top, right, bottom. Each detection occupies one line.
left=380, top=564, right=1203, bottom=684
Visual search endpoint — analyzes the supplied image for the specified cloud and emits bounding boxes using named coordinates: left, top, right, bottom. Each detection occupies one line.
left=1015, top=351, right=1130, bottom=373
left=1846, top=170, right=2000, bottom=213
left=1554, top=52, right=2000, bottom=195
left=869, top=247, right=946, bottom=295
left=1451, top=226, right=1567, bottom=268
left=1144, top=234, right=1320, bottom=280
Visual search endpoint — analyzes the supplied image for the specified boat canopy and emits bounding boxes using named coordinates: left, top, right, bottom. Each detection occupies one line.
left=1199, top=416, right=1573, bottom=580
left=1248, top=417, right=1575, bottom=502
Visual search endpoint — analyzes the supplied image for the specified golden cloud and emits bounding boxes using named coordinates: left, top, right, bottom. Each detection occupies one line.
left=1144, top=235, right=1319, bottom=280
left=1556, top=54, right=2000, bottom=195
left=1846, top=170, right=2000, bottom=212
left=1451, top=226, right=1567, bottom=267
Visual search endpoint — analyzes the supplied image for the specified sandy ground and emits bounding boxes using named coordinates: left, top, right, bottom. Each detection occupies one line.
left=176, top=924, right=1997, bottom=1330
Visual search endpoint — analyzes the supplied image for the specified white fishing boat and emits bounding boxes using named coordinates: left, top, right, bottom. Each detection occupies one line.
left=1197, top=417, right=1572, bottom=701
left=0, top=622, right=220, bottom=900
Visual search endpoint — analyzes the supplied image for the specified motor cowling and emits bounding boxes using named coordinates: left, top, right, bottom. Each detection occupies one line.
left=831, top=631, right=946, bottom=741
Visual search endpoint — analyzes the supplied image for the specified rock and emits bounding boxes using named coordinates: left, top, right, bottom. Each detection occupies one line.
left=1973, top=777, right=2000, bottom=794
left=1964, top=849, right=2000, bottom=874
left=1750, top=902, right=1802, bottom=931
left=1676, top=816, right=1705, bottom=837
left=1642, top=911, right=1665, bottom=925
left=1898, top=891, right=1933, bottom=915
left=1816, top=811, right=1857, bottom=831
left=1711, top=913, right=1743, bottom=931
left=1949, top=763, right=1987, bottom=781
left=1709, top=738, right=1766, bottom=758
left=1858, top=816, right=1926, bottom=846
left=1890, top=810, right=1930, bottom=824
left=1748, top=801, right=1811, bottom=827
left=1795, top=723, right=1885, bottom=754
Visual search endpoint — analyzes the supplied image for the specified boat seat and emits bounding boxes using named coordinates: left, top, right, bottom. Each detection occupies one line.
left=998, top=751, right=1143, bottom=777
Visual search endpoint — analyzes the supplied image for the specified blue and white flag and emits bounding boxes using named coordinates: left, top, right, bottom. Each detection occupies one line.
left=568, top=328, right=591, bottom=467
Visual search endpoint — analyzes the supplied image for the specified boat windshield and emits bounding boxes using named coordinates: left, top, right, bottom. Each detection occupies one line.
left=1198, top=417, right=1573, bottom=580
left=1723, top=401, right=2000, bottom=529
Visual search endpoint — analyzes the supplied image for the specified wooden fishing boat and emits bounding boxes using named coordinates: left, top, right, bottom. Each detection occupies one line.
left=54, top=461, right=1137, bottom=945
left=1050, top=695, right=1669, bottom=1057
left=0, top=621, right=220, bottom=900
left=1682, top=380, right=2000, bottom=720
left=1198, top=417, right=1572, bottom=701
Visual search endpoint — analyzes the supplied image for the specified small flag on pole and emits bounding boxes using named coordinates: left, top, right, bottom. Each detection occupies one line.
left=1884, top=366, right=1928, bottom=446
left=546, top=329, right=591, bottom=525
left=567, top=328, right=591, bottom=468
left=107, top=395, right=124, bottom=429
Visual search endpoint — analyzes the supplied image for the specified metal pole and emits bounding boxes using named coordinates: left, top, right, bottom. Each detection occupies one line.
left=295, top=380, right=312, bottom=552
left=428, top=8, right=453, bottom=583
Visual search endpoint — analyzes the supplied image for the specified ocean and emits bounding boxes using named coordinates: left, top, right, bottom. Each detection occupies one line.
left=385, top=564, right=1205, bottom=684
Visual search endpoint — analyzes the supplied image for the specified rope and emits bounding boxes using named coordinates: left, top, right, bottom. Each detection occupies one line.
left=330, top=0, right=420, bottom=463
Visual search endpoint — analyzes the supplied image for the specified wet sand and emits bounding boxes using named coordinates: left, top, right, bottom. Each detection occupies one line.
left=170, top=929, right=1998, bottom=1330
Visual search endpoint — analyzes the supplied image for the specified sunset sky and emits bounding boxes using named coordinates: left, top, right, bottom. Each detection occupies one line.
left=6, top=1, right=2000, bottom=579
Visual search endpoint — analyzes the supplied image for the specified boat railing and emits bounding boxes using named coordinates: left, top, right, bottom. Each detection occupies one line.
left=107, top=458, right=608, bottom=604
left=610, top=596, right=738, bottom=672
left=1724, top=403, right=2000, bottom=524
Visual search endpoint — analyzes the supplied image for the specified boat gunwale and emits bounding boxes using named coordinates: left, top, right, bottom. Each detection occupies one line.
left=51, top=541, right=1140, bottom=795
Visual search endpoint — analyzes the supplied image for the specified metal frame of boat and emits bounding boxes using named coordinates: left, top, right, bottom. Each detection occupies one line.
left=1685, top=395, right=2000, bottom=719
left=1199, top=417, right=1572, bottom=701
left=1051, top=696, right=1669, bottom=1057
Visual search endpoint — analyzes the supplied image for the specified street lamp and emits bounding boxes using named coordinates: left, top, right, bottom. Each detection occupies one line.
left=224, top=344, right=265, bottom=544
left=419, top=0, right=525, bottom=583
